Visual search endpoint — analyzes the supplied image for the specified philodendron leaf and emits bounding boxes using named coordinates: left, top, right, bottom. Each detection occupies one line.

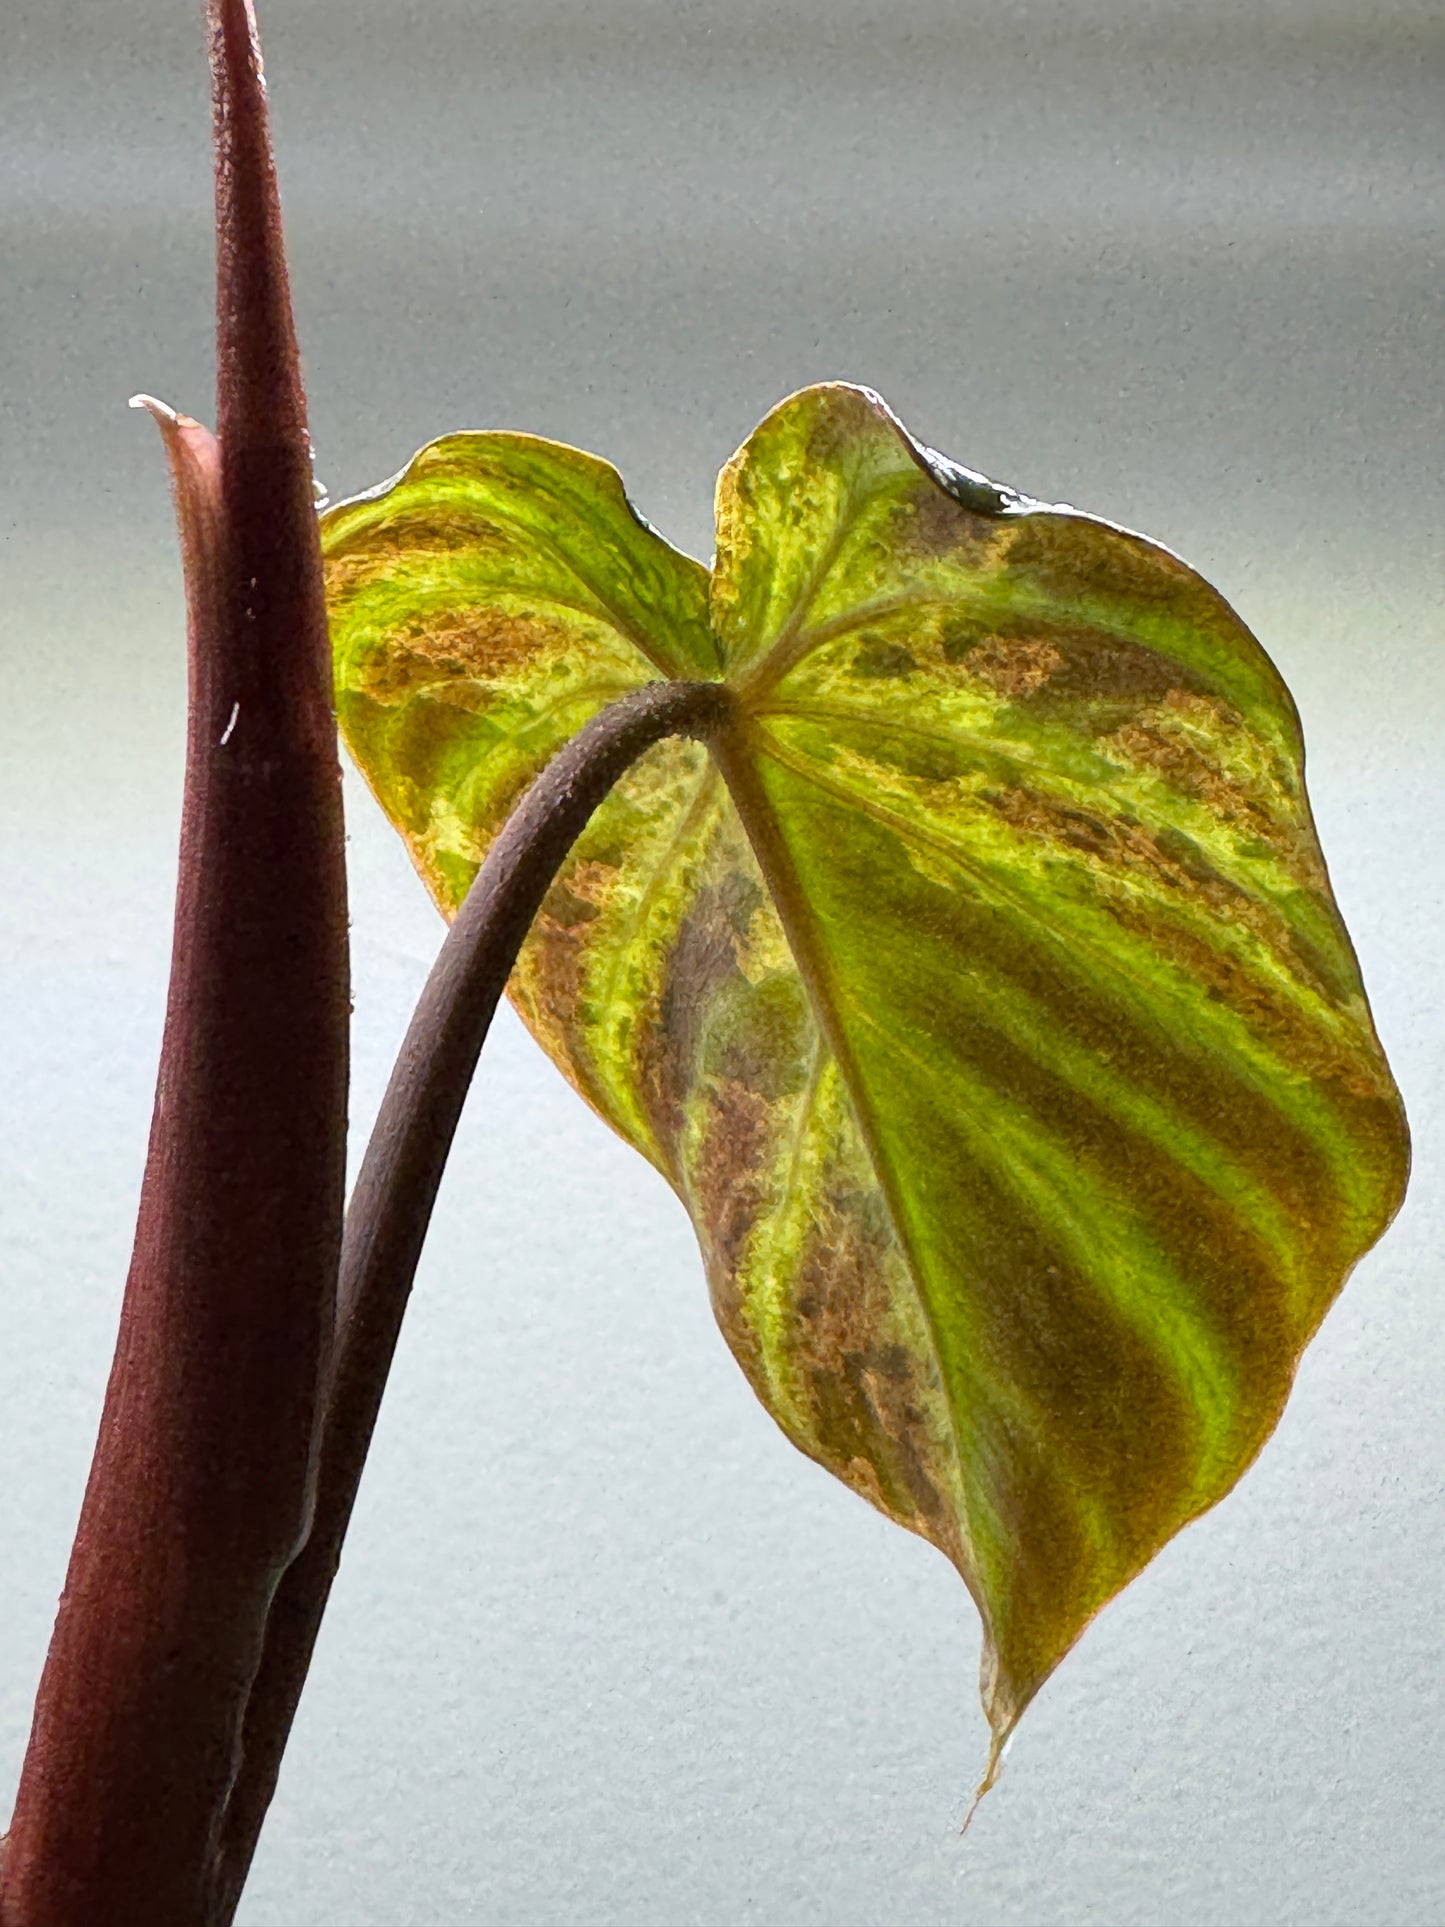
left=322, top=385, right=1409, bottom=1780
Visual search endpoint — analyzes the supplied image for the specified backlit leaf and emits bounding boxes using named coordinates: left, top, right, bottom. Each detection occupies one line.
left=322, top=387, right=1409, bottom=1777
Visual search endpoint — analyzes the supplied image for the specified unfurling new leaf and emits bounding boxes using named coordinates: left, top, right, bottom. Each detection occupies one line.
left=321, top=384, right=1408, bottom=1778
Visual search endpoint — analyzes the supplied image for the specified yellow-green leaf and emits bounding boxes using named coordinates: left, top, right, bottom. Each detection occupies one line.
left=321, top=386, right=1409, bottom=1775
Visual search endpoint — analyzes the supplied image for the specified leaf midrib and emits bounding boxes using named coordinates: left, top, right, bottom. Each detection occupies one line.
left=708, top=722, right=978, bottom=1575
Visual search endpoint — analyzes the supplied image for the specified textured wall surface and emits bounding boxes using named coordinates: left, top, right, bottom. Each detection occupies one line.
left=2, top=4, right=1441, bottom=1922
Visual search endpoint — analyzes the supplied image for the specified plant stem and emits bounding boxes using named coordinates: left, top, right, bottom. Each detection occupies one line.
left=0, top=5, right=349, bottom=1922
left=212, top=678, right=733, bottom=1918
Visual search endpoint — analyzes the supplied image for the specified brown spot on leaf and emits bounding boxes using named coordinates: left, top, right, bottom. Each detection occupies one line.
left=324, top=513, right=510, bottom=594
left=510, top=913, right=620, bottom=1131
left=1036, top=634, right=1197, bottom=709
left=898, top=483, right=1002, bottom=566
left=1101, top=701, right=1324, bottom=890
left=1005, top=515, right=1192, bottom=612
left=958, top=634, right=1064, bottom=699
left=640, top=874, right=755, bottom=1151
left=352, top=609, right=575, bottom=703
left=695, top=1077, right=775, bottom=1389
left=509, top=853, right=626, bottom=1116
left=980, top=782, right=1361, bottom=1034
left=1106, top=716, right=1247, bottom=802
left=1100, top=890, right=1392, bottom=1103
left=802, top=386, right=881, bottom=469
left=547, top=881, right=600, bottom=926
left=939, top=611, right=1218, bottom=716
left=714, top=975, right=811, bottom=1105
left=520, top=907, right=592, bottom=1043
left=422, top=609, right=573, bottom=680
left=790, top=1196, right=961, bottom=1556
left=559, top=857, right=623, bottom=914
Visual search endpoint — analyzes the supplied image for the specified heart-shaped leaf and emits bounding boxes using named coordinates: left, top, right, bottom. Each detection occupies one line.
left=322, top=385, right=1409, bottom=1774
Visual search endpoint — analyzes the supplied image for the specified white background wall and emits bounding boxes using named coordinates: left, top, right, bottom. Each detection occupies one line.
left=2, top=4, right=1442, bottom=1921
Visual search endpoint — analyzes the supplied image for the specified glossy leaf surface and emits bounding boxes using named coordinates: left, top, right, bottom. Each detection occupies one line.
left=322, top=385, right=1408, bottom=1763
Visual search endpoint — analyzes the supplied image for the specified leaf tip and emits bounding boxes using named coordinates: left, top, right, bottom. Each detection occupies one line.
left=129, top=391, right=176, bottom=423
left=131, top=394, right=224, bottom=632
left=128, top=392, right=220, bottom=471
left=960, top=1725, right=1014, bottom=1835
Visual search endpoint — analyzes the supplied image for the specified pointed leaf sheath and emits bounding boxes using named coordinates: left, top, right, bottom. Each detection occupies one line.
left=1, top=5, right=348, bottom=1921
left=322, top=386, right=1408, bottom=1760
